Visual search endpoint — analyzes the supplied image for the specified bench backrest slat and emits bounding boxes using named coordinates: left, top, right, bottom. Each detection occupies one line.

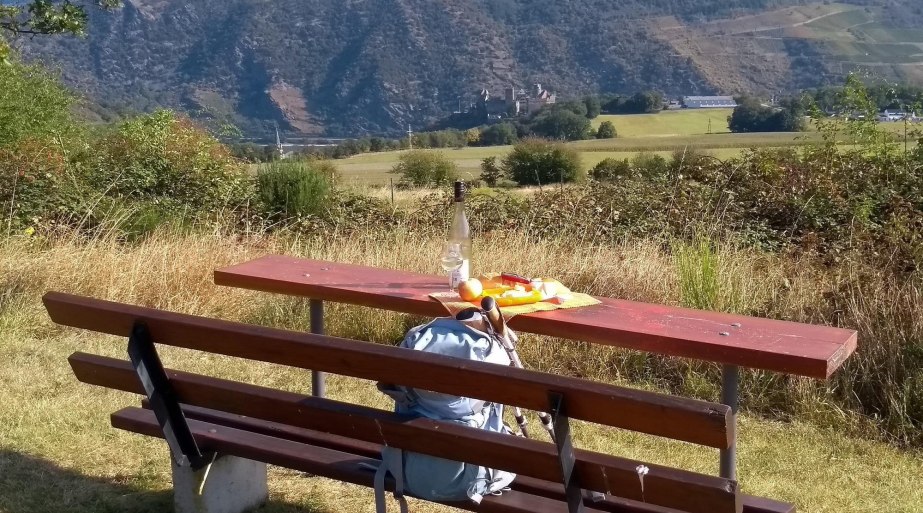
left=45, top=292, right=732, bottom=449
left=70, top=352, right=740, bottom=513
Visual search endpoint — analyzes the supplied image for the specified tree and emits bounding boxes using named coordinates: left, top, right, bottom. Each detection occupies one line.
left=584, top=96, right=601, bottom=119
left=480, top=122, right=518, bottom=146
left=1, top=1, right=121, bottom=63
left=728, top=97, right=768, bottom=133
left=391, top=150, right=457, bottom=188
left=530, top=109, right=591, bottom=141
left=729, top=96, right=805, bottom=133
left=0, top=57, right=75, bottom=147
left=465, top=128, right=481, bottom=146
left=479, top=156, right=504, bottom=187
left=596, top=120, right=617, bottom=139
left=502, top=138, right=583, bottom=186
left=555, top=100, right=588, bottom=118
left=623, top=91, right=664, bottom=114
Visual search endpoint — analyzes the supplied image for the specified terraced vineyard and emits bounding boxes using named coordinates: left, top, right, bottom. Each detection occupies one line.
left=649, top=3, right=923, bottom=93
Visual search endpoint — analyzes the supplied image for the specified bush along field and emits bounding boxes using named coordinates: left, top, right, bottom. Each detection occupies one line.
left=3, top=58, right=923, bottom=512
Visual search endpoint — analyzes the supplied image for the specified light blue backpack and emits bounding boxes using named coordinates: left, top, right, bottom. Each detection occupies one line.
left=374, top=315, right=517, bottom=512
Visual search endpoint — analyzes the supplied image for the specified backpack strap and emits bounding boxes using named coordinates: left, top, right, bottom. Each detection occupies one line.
left=374, top=447, right=409, bottom=513
left=467, top=467, right=516, bottom=504
left=377, top=382, right=418, bottom=410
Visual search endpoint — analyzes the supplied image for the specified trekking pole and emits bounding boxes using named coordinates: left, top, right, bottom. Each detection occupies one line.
left=481, top=297, right=556, bottom=442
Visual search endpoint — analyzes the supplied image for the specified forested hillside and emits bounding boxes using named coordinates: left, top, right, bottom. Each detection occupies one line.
left=16, top=0, right=923, bottom=137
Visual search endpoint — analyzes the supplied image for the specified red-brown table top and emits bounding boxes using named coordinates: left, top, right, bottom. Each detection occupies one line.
left=215, top=255, right=857, bottom=379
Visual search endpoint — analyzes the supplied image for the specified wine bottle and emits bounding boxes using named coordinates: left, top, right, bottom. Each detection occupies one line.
left=448, top=181, right=471, bottom=289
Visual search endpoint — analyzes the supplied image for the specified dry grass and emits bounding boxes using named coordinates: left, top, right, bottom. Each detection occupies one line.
left=1, top=228, right=922, bottom=512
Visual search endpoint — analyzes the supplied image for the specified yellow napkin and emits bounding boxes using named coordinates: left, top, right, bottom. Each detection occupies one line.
left=429, top=290, right=601, bottom=319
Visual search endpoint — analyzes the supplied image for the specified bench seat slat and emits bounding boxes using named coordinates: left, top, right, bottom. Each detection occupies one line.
left=46, top=292, right=732, bottom=449
left=71, top=352, right=739, bottom=513
left=169, top=402, right=793, bottom=513
left=113, top=406, right=626, bottom=513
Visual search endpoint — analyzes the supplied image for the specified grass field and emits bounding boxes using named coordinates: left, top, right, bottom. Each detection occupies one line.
left=591, top=109, right=734, bottom=136
left=2, top=230, right=922, bottom=513
left=334, top=111, right=830, bottom=186
left=332, top=107, right=921, bottom=186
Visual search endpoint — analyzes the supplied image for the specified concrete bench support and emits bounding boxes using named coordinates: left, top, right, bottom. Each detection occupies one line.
left=172, top=456, right=268, bottom=513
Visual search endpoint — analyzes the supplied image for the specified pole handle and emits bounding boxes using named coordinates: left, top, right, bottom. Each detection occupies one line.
left=481, top=296, right=506, bottom=338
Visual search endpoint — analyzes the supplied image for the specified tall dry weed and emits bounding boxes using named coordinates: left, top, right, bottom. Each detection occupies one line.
left=2, top=223, right=921, bottom=445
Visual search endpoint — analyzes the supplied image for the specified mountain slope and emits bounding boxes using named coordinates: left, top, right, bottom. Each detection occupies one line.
left=17, top=0, right=923, bottom=137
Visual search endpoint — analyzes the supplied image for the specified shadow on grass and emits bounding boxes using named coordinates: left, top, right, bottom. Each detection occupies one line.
left=0, top=450, right=319, bottom=513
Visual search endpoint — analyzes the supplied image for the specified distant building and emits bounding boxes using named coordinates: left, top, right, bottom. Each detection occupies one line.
left=475, top=83, right=557, bottom=120
left=519, top=83, right=556, bottom=115
left=682, top=96, right=738, bottom=109
left=479, top=89, right=509, bottom=119
left=879, top=109, right=916, bottom=122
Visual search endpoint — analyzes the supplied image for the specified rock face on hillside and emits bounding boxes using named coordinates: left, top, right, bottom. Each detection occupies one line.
left=17, top=0, right=923, bottom=137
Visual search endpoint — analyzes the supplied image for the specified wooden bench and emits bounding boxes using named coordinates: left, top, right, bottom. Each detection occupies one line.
left=45, top=292, right=795, bottom=513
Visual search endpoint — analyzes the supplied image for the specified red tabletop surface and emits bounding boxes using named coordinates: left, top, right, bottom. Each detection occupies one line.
left=215, top=255, right=857, bottom=379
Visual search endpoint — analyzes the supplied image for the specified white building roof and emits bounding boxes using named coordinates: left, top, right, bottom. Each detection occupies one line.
left=683, top=96, right=736, bottom=102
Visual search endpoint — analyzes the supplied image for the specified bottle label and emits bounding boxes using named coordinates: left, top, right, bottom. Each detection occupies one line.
left=450, top=260, right=470, bottom=289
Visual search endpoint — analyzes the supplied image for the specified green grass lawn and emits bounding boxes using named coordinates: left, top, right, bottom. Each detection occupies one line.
left=592, top=109, right=734, bottom=137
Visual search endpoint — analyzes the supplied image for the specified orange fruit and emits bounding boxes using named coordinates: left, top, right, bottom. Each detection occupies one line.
left=458, top=279, right=484, bottom=302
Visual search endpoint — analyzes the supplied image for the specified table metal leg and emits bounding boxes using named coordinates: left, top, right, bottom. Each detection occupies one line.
left=309, top=299, right=326, bottom=398
left=720, top=364, right=739, bottom=480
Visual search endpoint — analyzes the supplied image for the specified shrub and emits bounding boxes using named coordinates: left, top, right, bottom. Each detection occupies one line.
left=0, top=58, right=77, bottom=148
left=669, top=148, right=716, bottom=181
left=391, top=150, right=457, bottom=188
left=479, top=156, right=505, bottom=187
left=257, top=160, right=337, bottom=219
left=596, top=121, right=617, bottom=139
left=502, top=139, right=584, bottom=186
left=91, top=110, right=252, bottom=212
left=0, top=138, right=70, bottom=231
left=590, top=158, right=632, bottom=181
left=630, top=152, right=670, bottom=179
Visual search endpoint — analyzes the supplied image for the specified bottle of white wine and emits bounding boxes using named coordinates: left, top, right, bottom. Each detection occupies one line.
left=447, top=181, right=471, bottom=289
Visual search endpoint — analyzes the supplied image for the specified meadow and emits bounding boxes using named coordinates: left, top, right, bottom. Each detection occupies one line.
left=333, top=109, right=916, bottom=186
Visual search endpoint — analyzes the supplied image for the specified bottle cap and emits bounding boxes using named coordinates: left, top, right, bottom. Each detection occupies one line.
left=454, top=181, right=465, bottom=202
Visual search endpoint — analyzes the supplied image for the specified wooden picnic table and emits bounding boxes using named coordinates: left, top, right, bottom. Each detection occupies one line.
left=215, top=255, right=856, bottom=379
left=214, top=254, right=858, bottom=480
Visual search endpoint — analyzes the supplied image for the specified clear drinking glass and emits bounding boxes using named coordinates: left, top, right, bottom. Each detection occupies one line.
left=440, top=242, right=463, bottom=291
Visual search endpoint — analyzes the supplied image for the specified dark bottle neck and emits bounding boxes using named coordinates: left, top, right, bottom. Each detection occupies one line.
left=454, top=181, right=465, bottom=202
